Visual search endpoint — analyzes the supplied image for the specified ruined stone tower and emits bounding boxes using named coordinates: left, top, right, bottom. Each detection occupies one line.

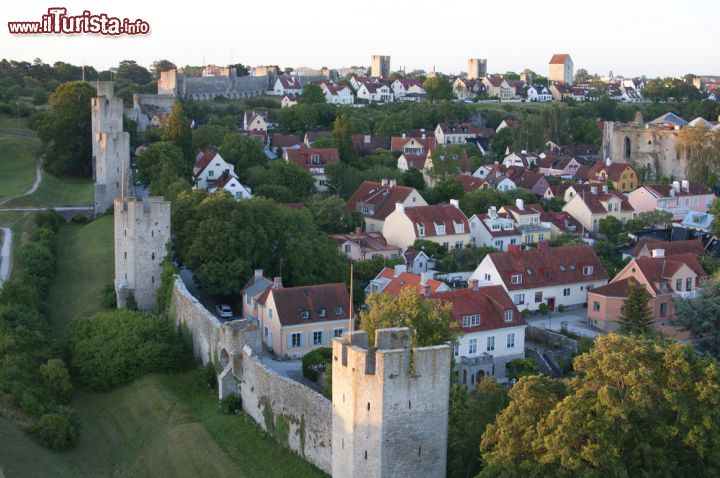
left=92, top=83, right=129, bottom=215
left=332, top=328, right=452, bottom=478
left=114, top=197, right=171, bottom=311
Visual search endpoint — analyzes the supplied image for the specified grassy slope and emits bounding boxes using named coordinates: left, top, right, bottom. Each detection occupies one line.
left=0, top=136, right=37, bottom=199
left=0, top=216, right=325, bottom=478
left=4, top=172, right=93, bottom=208
left=0, top=113, right=30, bottom=132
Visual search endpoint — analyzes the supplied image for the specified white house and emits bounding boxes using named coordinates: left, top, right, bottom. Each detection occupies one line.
left=281, top=94, right=300, bottom=108
left=502, top=151, right=539, bottom=168
left=470, top=242, right=609, bottom=312
left=391, top=78, right=426, bottom=98
left=272, top=76, right=303, bottom=96
left=527, top=85, right=552, bottom=102
left=469, top=207, right=522, bottom=251
left=356, top=83, right=394, bottom=102
left=210, top=170, right=252, bottom=200
left=243, top=111, right=268, bottom=132
left=193, top=151, right=236, bottom=189
left=321, top=83, right=355, bottom=105
left=402, top=248, right=436, bottom=274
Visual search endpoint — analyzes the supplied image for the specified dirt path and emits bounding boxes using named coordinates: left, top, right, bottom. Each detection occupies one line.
left=0, top=226, right=11, bottom=289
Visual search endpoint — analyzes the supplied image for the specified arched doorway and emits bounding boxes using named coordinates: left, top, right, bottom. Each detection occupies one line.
left=220, top=349, right=230, bottom=368
left=624, top=137, right=631, bottom=159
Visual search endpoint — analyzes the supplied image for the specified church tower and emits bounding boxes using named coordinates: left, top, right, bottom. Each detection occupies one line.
left=332, top=328, right=452, bottom=478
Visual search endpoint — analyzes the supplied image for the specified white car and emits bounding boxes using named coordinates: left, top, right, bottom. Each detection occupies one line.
left=215, top=304, right=233, bottom=319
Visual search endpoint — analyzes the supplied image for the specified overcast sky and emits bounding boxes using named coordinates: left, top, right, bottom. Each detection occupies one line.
left=3, top=0, right=717, bottom=78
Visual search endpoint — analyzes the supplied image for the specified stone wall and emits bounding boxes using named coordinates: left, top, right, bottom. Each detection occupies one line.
left=526, top=325, right=579, bottom=354
left=170, top=277, right=332, bottom=474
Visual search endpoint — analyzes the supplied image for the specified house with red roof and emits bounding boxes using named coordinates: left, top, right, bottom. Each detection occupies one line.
left=588, top=249, right=707, bottom=332
left=243, top=111, right=268, bottom=132
left=272, top=75, right=303, bottom=96
left=588, top=157, right=638, bottom=192
left=501, top=166, right=550, bottom=196
left=630, top=239, right=705, bottom=259
left=281, top=94, right=299, bottom=108
left=537, top=154, right=583, bottom=178
left=193, top=150, right=236, bottom=189
left=562, top=184, right=636, bottom=233
left=211, top=170, right=252, bottom=200
left=345, top=180, right=427, bottom=232
left=365, top=266, right=449, bottom=297
left=434, top=122, right=494, bottom=146
left=470, top=242, right=608, bottom=312
left=356, top=82, right=394, bottom=102
left=390, top=133, right=436, bottom=154
left=391, top=78, right=425, bottom=98
left=482, top=77, right=515, bottom=99
left=255, top=278, right=350, bottom=358
left=430, top=282, right=526, bottom=385
left=383, top=201, right=471, bottom=249
left=422, top=147, right=472, bottom=187
left=455, top=175, right=490, bottom=193
left=351, top=134, right=389, bottom=156
left=329, top=229, right=401, bottom=262
left=627, top=180, right=715, bottom=220
left=320, top=82, right=355, bottom=105
left=502, top=151, right=540, bottom=169
left=283, top=145, right=339, bottom=192
left=469, top=206, right=522, bottom=251
left=499, top=199, right=553, bottom=245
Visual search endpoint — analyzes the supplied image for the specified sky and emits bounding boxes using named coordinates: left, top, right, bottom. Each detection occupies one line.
left=3, top=0, right=718, bottom=78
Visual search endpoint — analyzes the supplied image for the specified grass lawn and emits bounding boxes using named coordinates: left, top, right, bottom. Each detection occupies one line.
left=0, top=135, right=38, bottom=199
left=0, top=211, right=35, bottom=278
left=0, top=113, right=30, bottom=132
left=4, top=172, right=93, bottom=208
left=46, top=215, right=114, bottom=338
left=0, top=370, right=325, bottom=478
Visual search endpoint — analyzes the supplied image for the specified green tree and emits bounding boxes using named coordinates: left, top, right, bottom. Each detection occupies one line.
left=332, top=112, right=357, bottom=162
left=135, top=141, right=192, bottom=198
left=481, top=334, right=720, bottom=477
left=423, top=77, right=454, bottom=103
left=598, top=215, right=624, bottom=243
left=710, top=197, right=720, bottom=236
left=34, top=81, right=95, bottom=176
left=675, top=272, right=720, bottom=358
left=193, top=124, right=231, bottom=151
left=423, top=178, right=465, bottom=205
left=164, top=100, right=193, bottom=159
left=39, top=359, right=73, bottom=404
left=618, top=281, right=654, bottom=335
left=359, top=288, right=458, bottom=347
left=301, top=83, right=327, bottom=104
left=218, top=133, right=267, bottom=178
left=150, top=59, right=176, bottom=79
left=489, top=126, right=513, bottom=156
left=305, top=195, right=355, bottom=233
left=115, top=60, right=152, bottom=84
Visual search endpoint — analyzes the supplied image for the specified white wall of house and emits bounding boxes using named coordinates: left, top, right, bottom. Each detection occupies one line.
left=196, top=155, right=236, bottom=189
left=455, top=325, right=526, bottom=366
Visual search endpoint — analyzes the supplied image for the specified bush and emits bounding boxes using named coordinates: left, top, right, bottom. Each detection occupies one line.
left=199, top=362, right=217, bottom=390
left=302, top=347, right=332, bottom=382
left=35, top=408, right=79, bottom=451
left=538, top=303, right=549, bottom=315
left=322, top=364, right=332, bottom=400
left=100, top=283, right=117, bottom=309
left=71, top=213, right=88, bottom=223
left=68, top=310, right=186, bottom=391
left=521, top=309, right=530, bottom=318
left=124, top=293, right=138, bottom=311
left=558, top=304, right=566, bottom=313
left=219, top=394, right=242, bottom=414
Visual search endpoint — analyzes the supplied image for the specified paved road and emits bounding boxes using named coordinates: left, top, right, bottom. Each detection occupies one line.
left=0, top=226, right=11, bottom=289
left=526, top=308, right=601, bottom=338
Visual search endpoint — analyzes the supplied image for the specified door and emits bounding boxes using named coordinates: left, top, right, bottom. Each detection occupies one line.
left=547, top=297, right=555, bottom=311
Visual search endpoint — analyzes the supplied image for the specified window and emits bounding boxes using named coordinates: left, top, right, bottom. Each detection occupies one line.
left=538, top=234, right=545, bottom=242
left=676, top=278, right=682, bottom=292
left=317, top=308, right=326, bottom=318
left=453, top=345, right=459, bottom=356
left=686, top=277, right=693, bottom=291
left=334, top=306, right=343, bottom=316
left=593, top=301, right=600, bottom=311
left=246, top=294, right=252, bottom=305
left=443, top=242, right=449, bottom=249
left=462, top=314, right=481, bottom=327
left=492, top=223, right=500, bottom=231
left=487, top=336, right=495, bottom=352
left=311, top=154, right=320, bottom=164
left=583, top=266, right=593, bottom=275
left=660, top=303, right=668, bottom=317
left=511, top=274, right=522, bottom=284
left=418, top=225, right=425, bottom=237
left=344, top=244, right=351, bottom=253
left=560, top=265, right=566, bottom=272
left=504, top=310, right=513, bottom=322
left=208, top=170, right=214, bottom=177
left=269, top=308, right=273, bottom=319
left=264, top=326, right=268, bottom=337
left=436, top=224, right=446, bottom=235
left=513, top=294, right=525, bottom=305
left=468, top=339, right=477, bottom=355
left=510, top=238, right=517, bottom=245
left=290, top=333, right=302, bottom=348
left=535, top=291, right=543, bottom=303
left=507, top=333, right=515, bottom=348
left=454, top=223, right=465, bottom=234
left=563, top=288, right=570, bottom=296
left=300, top=310, right=310, bottom=320
left=494, top=240, right=503, bottom=248
left=484, top=273, right=491, bottom=281
left=455, top=241, right=464, bottom=249
left=313, top=331, right=323, bottom=346
left=333, top=328, right=344, bottom=338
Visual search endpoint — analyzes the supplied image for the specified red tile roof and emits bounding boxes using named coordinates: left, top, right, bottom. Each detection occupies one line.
left=489, top=244, right=608, bottom=290
left=390, top=135, right=437, bottom=152
left=589, top=161, right=636, bottom=182
left=214, top=170, right=238, bottom=189
left=589, top=277, right=636, bottom=298
left=455, top=175, right=489, bottom=193
left=630, top=239, right=705, bottom=259
left=629, top=253, right=707, bottom=294
left=272, top=134, right=302, bottom=148
left=374, top=267, right=446, bottom=297
left=285, top=146, right=339, bottom=171
left=403, top=204, right=469, bottom=237
left=328, top=231, right=398, bottom=254
left=549, top=54, right=571, bottom=65
left=437, top=122, right=494, bottom=138
left=401, top=153, right=429, bottom=170
left=345, top=181, right=418, bottom=221
left=540, top=210, right=582, bottom=234
left=258, top=283, right=349, bottom=327
left=642, top=181, right=712, bottom=198
left=430, top=286, right=525, bottom=333
left=194, top=150, right=218, bottom=177
left=572, top=187, right=634, bottom=214
left=351, top=134, right=389, bottom=155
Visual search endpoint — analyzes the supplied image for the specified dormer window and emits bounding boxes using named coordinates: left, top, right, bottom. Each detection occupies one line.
left=317, top=308, right=326, bottom=318
left=462, top=314, right=481, bottom=327
left=504, top=310, right=513, bottom=322
left=334, top=306, right=343, bottom=316
left=454, top=222, right=464, bottom=234
left=492, top=223, right=500, bottom=231
left=300, top=309, right=310, bottom=320
left=583, top=266, right=593, bottom=276
left=418, top=225, right=426, bottom=237
left=511, top=274, right=522, bottom=284
left=436, top=224, right=446, bottom=235
left=310, top=154, right=320, bottom=164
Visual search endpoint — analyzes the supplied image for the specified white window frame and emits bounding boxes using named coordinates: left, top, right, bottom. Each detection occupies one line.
left=487, top=336, right=495, bottom=352
left=511, top=274, right=522, bottom=284
left=290, top=332, right=302, bottom=348
left=583, top=266, right=593, bottom=276
left=468, top=339, right=477, bottom=355
left=504, top=310, right=513, bottom=322
left=312, top=330, right=323, bottom=346
left=507, top=333, right=515, bottom=348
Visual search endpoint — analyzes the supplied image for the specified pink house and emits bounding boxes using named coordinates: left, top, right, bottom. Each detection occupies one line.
left=627, top=180, right=715, bottom=220
left=587, top=250, right=707, bottom=332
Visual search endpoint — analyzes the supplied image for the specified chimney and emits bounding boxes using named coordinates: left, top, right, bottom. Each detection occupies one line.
left=605, top=157, right=612, bottom=167
left=488, top=206, right=497, bottom=218
left=420, top=271, right=433, bottom=286
left=393, top=264, right=407, bottom=277
left=508, top=244, right=521, bottom=257
left=450, top=199, right=460, bottom=208
left=515, top=198, right=524, bottom=210
left=591, top=186, right=598, bottom=195
left=402, top=133, right=406, bottom=139
left=537, top=240, right=549, bottom=253
left=421, top=132, right=426, bottom=139
left=381, top=178, right=388, bottom=186
left=469, top=278, right=479, bottom=291
left=389, top=179, right=397, bottom=187
left=652, top=248, right=665, bottom=258
left=354, top=227, right=362, bottom=235
left=672, top=180, right=681, bottom=191
left=521, top=150, right=527, bottom=155
left=254, top=269, right=264, bottom=282
left=681, top=180, right=689, bottom=192
left=395, top=202, right=405, bottom=213
left=272, top=277, right=283, bottom=289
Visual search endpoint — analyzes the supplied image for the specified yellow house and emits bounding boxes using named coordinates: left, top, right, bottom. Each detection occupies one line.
left=562, top=185, right=636, bottom=232
left=256, top=279, right=350, bottom=358
left=589, top=158, right=638, bottom=193
left=382, top=201, right=471, bottom=249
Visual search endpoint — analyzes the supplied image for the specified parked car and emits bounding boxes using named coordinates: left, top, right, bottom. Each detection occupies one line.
left=215, top=304, right=233, bottom=319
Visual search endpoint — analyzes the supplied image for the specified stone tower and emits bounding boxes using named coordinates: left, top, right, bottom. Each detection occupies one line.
left=92, top=83, right=129, bottom=215
left=371, top=55, right=391, bottom=79
left=332, top=328, right=452, bottom=478
left=467, top=58, right=487, bottom=79
left=114, top=197, right=171, bottom=311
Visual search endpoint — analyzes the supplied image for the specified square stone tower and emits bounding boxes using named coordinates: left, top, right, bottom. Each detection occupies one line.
left=332, top=328, right=452, bottom=478
left=548, top=53, right=574, bottom=85
left=467, top=58, right=487, bottom=79
left=91, top=96, right=123, bottom=158
left=92, top=92, right=128, bottom=215
left=114, top=197, right=171, bottom=312
left=371, top=55, right=391, bottom=78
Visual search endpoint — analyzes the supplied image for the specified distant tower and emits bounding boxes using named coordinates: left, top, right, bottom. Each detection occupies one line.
left=371, top=55, right=391, bottom=78
left=467, top=58, right=487, bottom=79
left=91, top=82, right=129, bottom=215
left=114, top=197, right=171, bottom=311
left=548, top=53, right=574, bottom=85
left=332, top=328, right=452, bottom=478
